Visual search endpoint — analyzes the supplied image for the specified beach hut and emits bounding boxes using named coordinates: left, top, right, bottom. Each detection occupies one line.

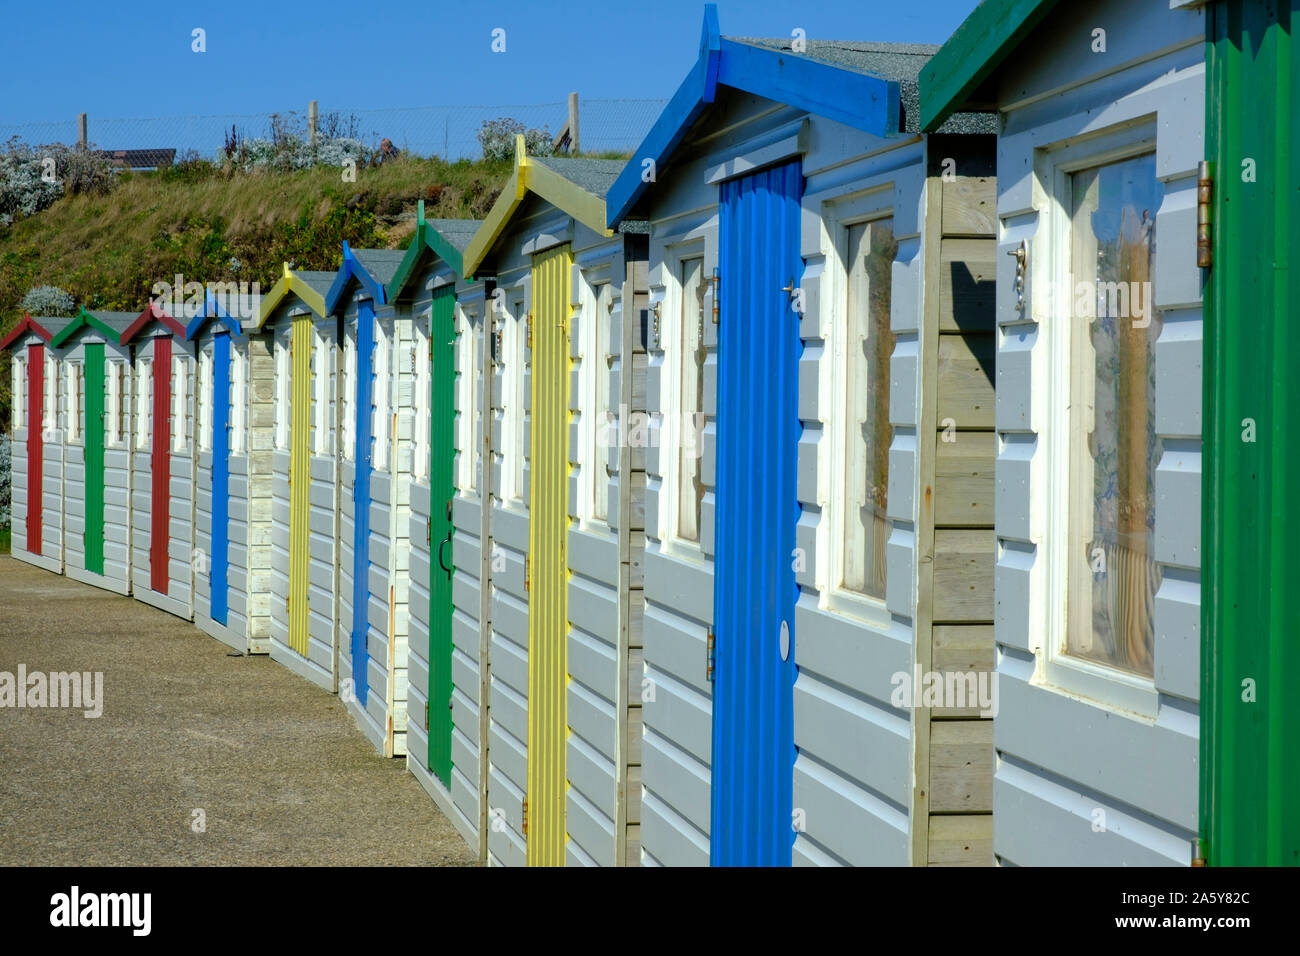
left=2, top=315, right=62, bottom=573
left=604, top=5, right=1000, bottom=866
left=186, top=294, right=276, bottom=654
left=48, top=308, right=137, bottom=595
left=462, top=137, right=650, bottom=867
left=387, top=205, right=492, bottom=857
left=325, top=243, right=409, bottom=757
left=120, top=300, right=197, bottom=620
left=256, top=264, right=341, bottom=692
left=919, top=0, right=1210, bottom=865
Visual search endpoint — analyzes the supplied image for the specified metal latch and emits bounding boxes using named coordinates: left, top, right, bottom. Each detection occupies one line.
left=526, top=311, right=533, bottom=350
left=522, top=798, right=528, bottom=837
left=524, top=553, right=530, bottom=592
left=706, top=629, right=715, bottom=683
left=1197, top=161, right=1214, bottom=269
left=1007, top=240, right=1027, bottom=312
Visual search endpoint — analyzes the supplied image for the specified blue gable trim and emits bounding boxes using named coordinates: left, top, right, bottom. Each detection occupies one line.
left=606, top=3, right=900, bottom=229
left=184, top=293, right=245, bottom=341
left=325, top=240, right=388, bottom=315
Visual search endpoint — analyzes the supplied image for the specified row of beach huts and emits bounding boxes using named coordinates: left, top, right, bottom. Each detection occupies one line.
left=3, top=1, right=1296, bottom=866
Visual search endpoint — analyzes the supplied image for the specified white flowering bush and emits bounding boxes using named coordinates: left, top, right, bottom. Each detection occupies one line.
left=226, top=134, right=368, bottom=173
left=0, top=138, right=115, bottom=225
left=0, top=433, right=11, bottom=529
left=19, top=285, right=77, bottom=317
left=477, top=118, right=554, bottom=162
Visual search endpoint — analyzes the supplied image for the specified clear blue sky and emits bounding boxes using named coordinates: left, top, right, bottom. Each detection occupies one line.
left=1, top=0, right=981, bottom=123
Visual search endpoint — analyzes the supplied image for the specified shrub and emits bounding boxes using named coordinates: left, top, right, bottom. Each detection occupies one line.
left=160, top=149, right=217, bottom=184
left=0, top=138, right=116, bottom=225
left=19, top=285, right=77, bottom=317
left=477, top=118, right=554, bottom=162
left=0, top=433, right=10, bottom=529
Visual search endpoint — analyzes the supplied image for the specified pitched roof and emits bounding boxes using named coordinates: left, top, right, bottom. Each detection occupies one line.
left=255, top=263, right=334, bottom=328
left=183, top=293, right=244, bottom=341
left=120, top=299, right=185, bottom=344
left=388, top=202, right=483, bottom=299
left=325, top=242, right=404, bottom=314
left=50, top=307, right=137, bottom=348
left=920, top=0, right=1060, bottom=131
left=462, top=136, right=632, bottom=277
left=0, top=313, right=56, bottom=350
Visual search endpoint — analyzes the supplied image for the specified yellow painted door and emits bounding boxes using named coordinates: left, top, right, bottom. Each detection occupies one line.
left=527, top=243, right=570, bottom=865
left=289, top=316, right=312, bottom=655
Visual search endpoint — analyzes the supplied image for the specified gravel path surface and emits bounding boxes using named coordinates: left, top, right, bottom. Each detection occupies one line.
left=0, top=555, right=474, bottom=866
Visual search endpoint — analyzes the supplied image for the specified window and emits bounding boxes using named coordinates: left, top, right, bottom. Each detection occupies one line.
left=1063, top=153, right=1163, bottom=679
left=457, top=304, right=479, bottom=492
left=501, top=294, right=526, bottom=504
left=43, top=354, right=56, bottom=436
left=342, top=332, right=356, bottom=460
left=582, top=281, right=612, bottom=523
left=106, top=361, right=121, bottom=447
left=676, top=256, right=706, bottom=542
left=274, top=333, right=290, bottom=450
left=840, top=219, right=896, bottom=600
left=12, top=356, right=23, bottom=430
left=198, top=348, right=213, bottom=452
left=413, top=312, right=431, bottom=481
left=135, top=360, right=150, bottom=449
left=373, top=324, right=390, bottom=471
left=314, top=327, right=330, bottom=457
left=231, top=342, right=247, bottom=454
left=171, top=356, right=187, bottom=452
left=67, top=363, right=82, bottom=445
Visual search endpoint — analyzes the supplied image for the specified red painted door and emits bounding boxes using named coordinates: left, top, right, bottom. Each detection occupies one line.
left=26, top=343, right=44, bottom=555
left=151, top=337, right=172, bottom=594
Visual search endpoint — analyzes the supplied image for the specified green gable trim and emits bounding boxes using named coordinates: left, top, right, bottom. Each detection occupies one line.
left=389, top=201, right=470, bottom=300
left=919, top=0, right=1060, bottom=132
left=50, top=306, right=122, bottom=349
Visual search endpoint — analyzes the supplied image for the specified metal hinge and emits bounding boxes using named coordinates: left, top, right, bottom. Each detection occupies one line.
left=522, top=798, right=528, bottom=837
left=427, top=517, right=431, bottom=547
left=526, top=311, right=533, bottom=350
left=1197, top=160, right=1214, bottom=269
left=711, top=270, right=720, bottom=324
left=524, top=553, right=530, bottom=592
left=706, top=629, right=716, bottom=683
left=446, top=498, right=453, bottom=522
left=425, top=702, right=429, bottom=731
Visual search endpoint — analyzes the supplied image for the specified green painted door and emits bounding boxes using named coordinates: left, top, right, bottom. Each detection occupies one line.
left=1201, top=0, right=1300, bottom=866
left=84, top=343, right=106, bottom=576
left=428, top=285, right=458, bottom=785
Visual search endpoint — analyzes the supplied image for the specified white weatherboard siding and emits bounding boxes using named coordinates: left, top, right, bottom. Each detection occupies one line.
left=639, top=90, right=928, bottom=866
left=991, top=0, right=1204, bottom=866
left=486, top=250, right=532, bottom=867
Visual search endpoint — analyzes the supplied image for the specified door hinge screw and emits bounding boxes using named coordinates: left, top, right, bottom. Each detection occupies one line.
left=706, top=629, right=716, bottom=683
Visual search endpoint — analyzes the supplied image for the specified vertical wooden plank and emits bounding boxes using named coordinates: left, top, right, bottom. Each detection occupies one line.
left=84, top=343, right=106, bottom=575
left=527, top=243, right=571, bottom=866
left=151, top=335, right=172, bottom=595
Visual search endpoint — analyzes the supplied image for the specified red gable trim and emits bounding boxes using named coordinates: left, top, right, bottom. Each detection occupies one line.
left=121, top=299, right=186, bottom=344
left=0, top=313, right=55, bottom=350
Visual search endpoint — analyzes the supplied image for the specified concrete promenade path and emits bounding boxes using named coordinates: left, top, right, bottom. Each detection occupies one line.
left=0, top=555, right=474, bottom=866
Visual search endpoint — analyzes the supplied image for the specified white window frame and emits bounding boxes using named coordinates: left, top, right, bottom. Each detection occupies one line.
left=500, top=290, right=527, bottom=506
left=43, top=354, right=56, bottom=437
left=659, top=237, right=710, bottom=556
left=135, top=358, right=150, bottom=449
left=274, top=330, right=291, bottom=451
left=67, top=361, right=82, bottom=445
left=578, top=273, right=612, bottom=525
left=12, top=354, right=23, bottom=432
left=373, top=322, right=391, bottom=472
left=171, top=354, right=187, bottom=452
left=231, top=341, right=247, bottom=455
left=456, top=302, right=478, bottom=493
left=198, top=347, right=213, bottom=453
left=1037, top=119, right=1161, bottom=719
left=106, top=358, right=121, bottom=447
left=342, top=330, right=357, bottom=461
left=314, top=325, right=330, bottom=457
left=820, top=186, right=898, bottom=628
left=413, top=309, right=431, bottom=482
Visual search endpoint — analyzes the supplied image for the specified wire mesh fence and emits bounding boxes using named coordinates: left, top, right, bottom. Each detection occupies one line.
left=0, top=98, right=667, bottom=163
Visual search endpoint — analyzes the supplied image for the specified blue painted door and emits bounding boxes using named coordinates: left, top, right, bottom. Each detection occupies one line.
left=351, top=302, right=375, bottom=705
left=211, top=331, right=231, bottom=626
left=710, top=160, right=803, bottom=866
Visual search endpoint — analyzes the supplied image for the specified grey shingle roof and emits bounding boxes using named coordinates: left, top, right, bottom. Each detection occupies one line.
left=534, top=157, right=626, bottom=200
left=351, top=248, right=407, bottom=289
left=729, top=37, right=997, bottom=135
left=296, top=270, right=336, bottom=299
left=427, top=218, right=481, bottom=254
left=87, top=310, right=139, bottom=335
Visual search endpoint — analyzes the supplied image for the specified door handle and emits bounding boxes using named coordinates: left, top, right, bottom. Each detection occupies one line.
left=437, top=533, right=453, bottom=579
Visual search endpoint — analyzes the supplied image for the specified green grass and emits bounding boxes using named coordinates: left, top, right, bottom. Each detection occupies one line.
left=0, top=526, right=10, bottom=555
